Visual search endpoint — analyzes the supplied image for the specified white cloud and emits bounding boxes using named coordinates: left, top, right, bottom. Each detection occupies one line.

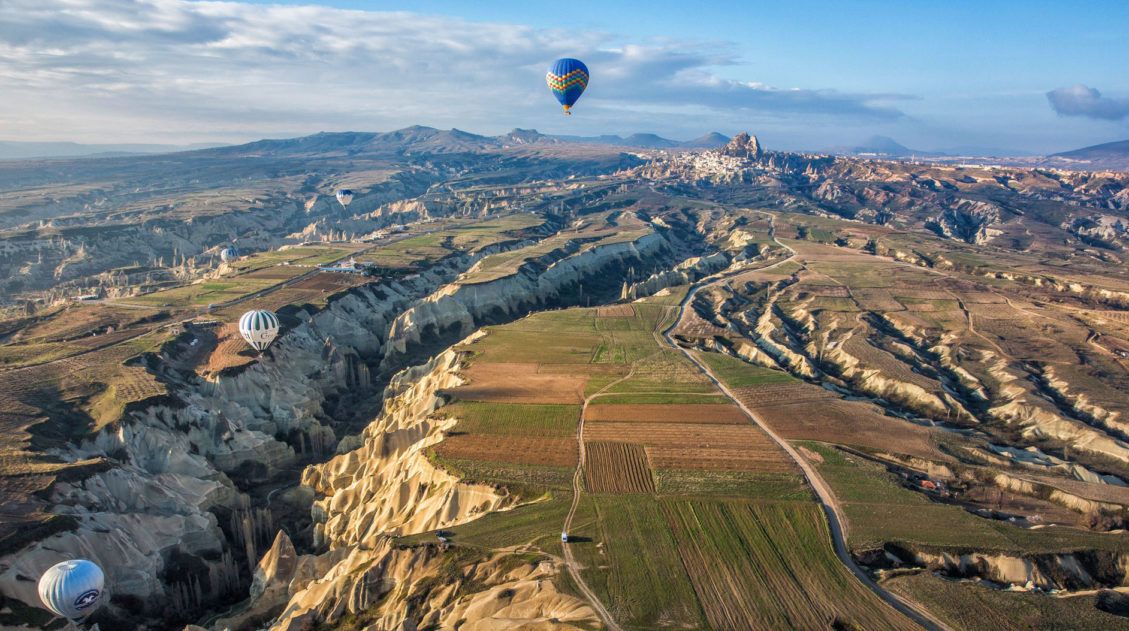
left=0, top=0, right=909, bottom=143
left=1046, top=84, right=1129, bottom=121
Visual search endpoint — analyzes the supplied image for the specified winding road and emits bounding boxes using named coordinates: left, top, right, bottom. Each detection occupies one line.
left=662, top=210, right=950, bottom=631
left=560, top=210, right=949, bottom=630
left=665, top=279, right=950, bottom=631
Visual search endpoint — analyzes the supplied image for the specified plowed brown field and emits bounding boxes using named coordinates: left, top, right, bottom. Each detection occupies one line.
left=584, top=441, right=655, bottom=493
left=434, top=435, right=577, bottom=467
left=449, top=362, right=587, bottom=403
left=734, top=382, right=943, bottom=460
left=585, top=422, right=795, bottom=473
left=586, top=403, right=746, bottom=424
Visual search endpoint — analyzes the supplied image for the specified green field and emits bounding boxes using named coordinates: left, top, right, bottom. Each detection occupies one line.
left=696, top=351, right=797, bottom=387
left=661, top=499, right=918, bottom=630
left=588, top=392, right=728, bottom=404
left=654, top=470, right=812, bottom=499
left=124, top=277, right=286, bottom=307
left=417, top=301, right=923, bottom=630
left=441, top=402, right=579, bottom=437
left=577, top=496, right=706, bottom=630
left=228, top=245, right=358, bottom=272
left=360, top=213, right=544, bottom=271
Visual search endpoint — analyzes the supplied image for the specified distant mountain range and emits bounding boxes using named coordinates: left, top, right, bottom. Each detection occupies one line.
left=0, top=128, right=731, bottom=162
left=551, top=131, right=731, bottom=149
left=0, top=140, right=224, bottom=160
left=1049, top=139, right=1129, bottom=170
left=830, top=135, right=1038, bottom=159
left=6, top=129, right=1128, bottom=171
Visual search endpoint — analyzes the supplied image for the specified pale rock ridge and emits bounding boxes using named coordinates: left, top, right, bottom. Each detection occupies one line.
left=303, top=344, right=507, bottom=549
left=924, top=199, right=1003, bottom=244
left=0, top=256, right=487, bottom=616
left=381, top=230, right=668, bottom=371
left=263, top=336, right=590, bottom=629
left=908, top=549, right=1129, bottom=591
left=822, top=327, right=953, bottom=420
left=1038, top=365, right=1129, bottom=439
left=268, top=540, right=596, bottom=631
left=629, top=252, right=728, bottom=299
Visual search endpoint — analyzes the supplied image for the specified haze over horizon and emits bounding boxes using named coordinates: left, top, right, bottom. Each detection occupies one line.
left=2, top=0, right=1128, bottom=154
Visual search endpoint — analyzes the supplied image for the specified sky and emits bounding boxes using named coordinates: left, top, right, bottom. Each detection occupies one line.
left=1, top=0, right=1128, bottom=153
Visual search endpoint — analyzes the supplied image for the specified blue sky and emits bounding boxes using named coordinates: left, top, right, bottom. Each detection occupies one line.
left=2, top=0, right=1127, bottom=153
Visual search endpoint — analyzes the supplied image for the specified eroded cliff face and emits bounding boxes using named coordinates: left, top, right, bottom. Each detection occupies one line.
left=889, top=546, right=1129, bottom=592
left=246, top=343, right=591, bottom=630
left=381, top=230, right=670, bottom=370
left=924, top=199, right=1003, bottom=245
left=266, top=538, right=595, bottom=631
left=303, top=346, right=507, bottom=549
left=0, top=223, right=671, bottom=627
left=0, top=257, right=484, bottom=624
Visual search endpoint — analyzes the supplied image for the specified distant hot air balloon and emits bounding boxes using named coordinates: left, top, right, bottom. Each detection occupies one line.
left=335, top=190, right=354, bottom=208
left=238, top=309, right=280, bottom=352
left=220, top=245, right=239, bottom=263
left=546, top=58, right=589, bottom=115
left=38, top=559, right=105, bottom=623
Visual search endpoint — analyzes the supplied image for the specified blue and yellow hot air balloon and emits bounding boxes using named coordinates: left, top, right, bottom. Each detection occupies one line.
left=546, top=58, right=589, bottom=115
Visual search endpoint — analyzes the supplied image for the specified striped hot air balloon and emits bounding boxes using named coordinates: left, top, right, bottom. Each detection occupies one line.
left=38, top=559, right=105, bottom=622
left=220, top=245, right=239, bottom=263
left=546, top=58, right=589, bottom=115
left=239, top=309, right=280, bottom=352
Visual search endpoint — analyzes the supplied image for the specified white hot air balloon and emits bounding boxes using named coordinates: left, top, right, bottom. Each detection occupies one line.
left=239, top=309, right=280, bottom=352
left=38, top=559, right=105, bottom=623
left=335, top=189, right=354, bottom=208
left=220, top=245, right=239, bottom=263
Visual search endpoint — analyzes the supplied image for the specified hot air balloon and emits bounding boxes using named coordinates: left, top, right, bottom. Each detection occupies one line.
left=220, top=246, right=239, bottom=263
left=546, top=58, right=589, bottom=115
left=38, top=559, right=105, bottom=623
left=335, top=190, right=354, bottom=208
left=239, top=309, right=280, bottom=352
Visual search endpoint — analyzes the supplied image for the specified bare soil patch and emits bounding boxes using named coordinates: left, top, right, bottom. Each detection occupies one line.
left=585, top=421, right=795, bottom=473
left=586, top=403, right=746, bottom=424
left=584, top=441, right=655, bottom=493
left=596, top=304, right=635, bottom=318
left=450, top=362, right=587, bottom=403
left=736, top=382, right=943, bottom=461
left=434, top=435, right=577, bottom=467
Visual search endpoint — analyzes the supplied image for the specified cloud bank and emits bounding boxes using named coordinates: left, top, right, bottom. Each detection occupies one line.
left=1046, top=84, right=1129, bottom=121
left=0, top=0, right=907, bottom=142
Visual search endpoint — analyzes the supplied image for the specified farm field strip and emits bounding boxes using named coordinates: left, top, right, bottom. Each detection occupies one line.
left=583, top=441, right=655, bottom=494
left=584, top=403, right=747, bottom=424
left=662, top=500, right=919, bottom=631
left=647, top=446, right=796, bottom=472
left=433, top=435, right=578, bottom=468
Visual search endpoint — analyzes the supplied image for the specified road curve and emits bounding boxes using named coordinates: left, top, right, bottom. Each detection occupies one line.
left=665, top=276, right=951, bottom=631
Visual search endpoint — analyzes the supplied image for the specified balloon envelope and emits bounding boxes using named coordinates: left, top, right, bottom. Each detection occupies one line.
left=335, top=190, right=354, bottom=207
left=546, top=58, right=589, bottom=113
left=38, top=559, right=105, bottom=622
left=220, top=246, right=239, bottom=263
left=239, top=309, right=280, bottom=351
